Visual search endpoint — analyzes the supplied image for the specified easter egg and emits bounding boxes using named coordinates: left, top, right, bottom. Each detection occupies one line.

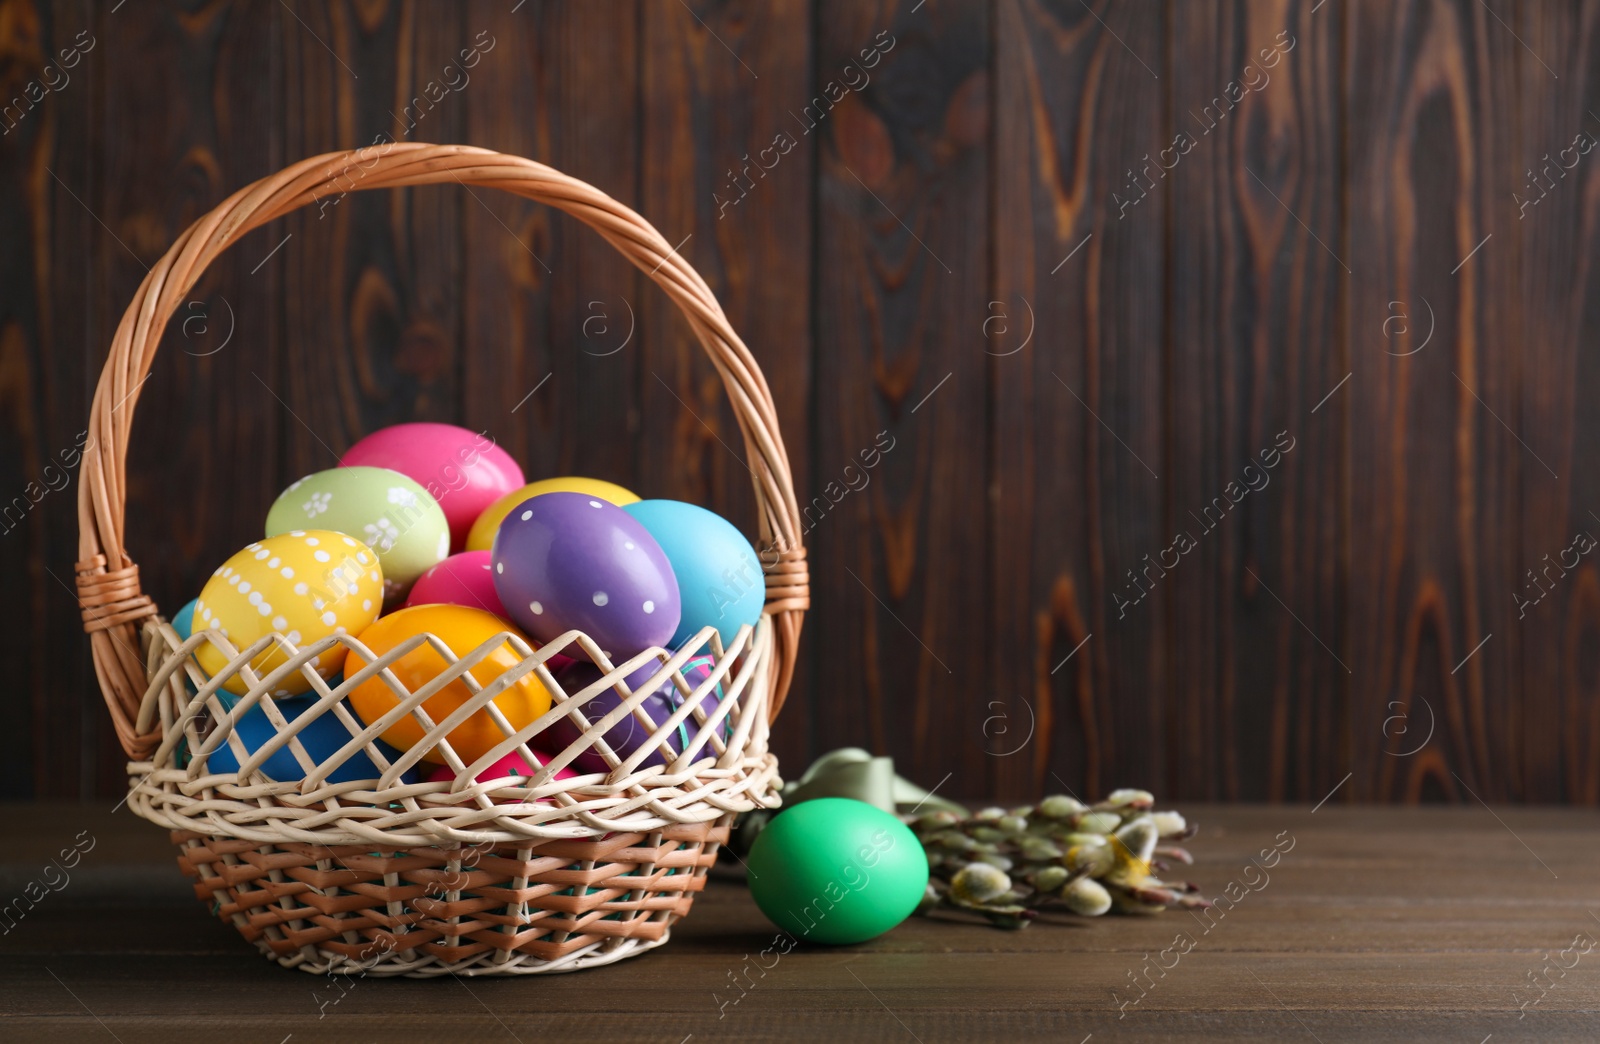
left=266, top=466, right=449, bottom=601
left=405, top=554, right=573, bottom=672
left=404, top=550, right=504, bottom=614
left=204, top=673, right=342, bottom=716
left=340, top=423, right=525, bottom=552
left=194, top=531, right=384, bottom=696
left=421, top=749, right=577, bottom=785
left=170, top=598, right=202, bottom=700
left=624, top=500, right=765, bottom=651
left=171, top=598, right=198, bottom=640
left=344, top=604, right=551, bottom=765
left=466, top=477, right=640, bottom=552
left=491, top=492, right=681, bottom=660
left=747, top=798, right=928, bottom=945
left=201, top=695, right=416, bottom=785
left=545, top=655, right=726, bottom=772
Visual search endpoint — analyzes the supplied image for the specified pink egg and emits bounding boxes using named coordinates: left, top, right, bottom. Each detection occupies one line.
left=404, top=551, right=575, bottom=672
left=405, top=551, right=505, bottom=614
left=422, top=749, right=577, bottom=785
left=340, top=423, right=525, bottom=552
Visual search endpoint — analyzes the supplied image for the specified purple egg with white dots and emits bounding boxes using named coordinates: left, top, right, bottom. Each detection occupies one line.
left=490, top=491, right=681, bottom=660
left=545, top=655, right=727, bottom=773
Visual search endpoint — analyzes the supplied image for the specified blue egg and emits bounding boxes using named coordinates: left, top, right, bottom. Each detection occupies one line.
left=623, top=500, right=764, bottom=650
left=202, top=695, right=415, bottom=784
left=172, top=598, right=198, bottom=640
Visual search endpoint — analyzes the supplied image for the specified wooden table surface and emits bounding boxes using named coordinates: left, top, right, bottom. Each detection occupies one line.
left=2, top=802, right=1598, bottom=1042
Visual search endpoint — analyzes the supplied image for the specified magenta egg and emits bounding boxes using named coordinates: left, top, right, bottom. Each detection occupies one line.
left=405, top=551, right=574, bottom=671
left=422, top=748, right=576, bottom=785
left=491, top=492, right=681, bottom=661
left=545, top=656, right=727, bottom=772
left=340, top=423, right=525, bottom=552
left=405, top=551, right=505, bottom=614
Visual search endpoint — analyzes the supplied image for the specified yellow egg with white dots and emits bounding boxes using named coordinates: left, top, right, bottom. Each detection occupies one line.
left=194, top=529, right=384, bottom=695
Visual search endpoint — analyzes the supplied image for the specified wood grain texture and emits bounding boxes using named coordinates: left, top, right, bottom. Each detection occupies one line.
left=812, top=0, right=992, bottom=795
left=4, top=802, right=1599, bottom=1040
left=4, top=0, right=1600, bottom=804
left=108, top=0, right=284, bottom=796
left=990, top=0, right=1170, bottom=804
left=1166, top=1, right=1346, bottom=802
left=1347, top=0, right=1525, bottom=804
left=461, top=0, right=644, bottom=494
left=1516, top=2, right=1600, bottom=804
left=279, top=0, right=464, bottom=467
left=1, top=0, right=97, bottom=797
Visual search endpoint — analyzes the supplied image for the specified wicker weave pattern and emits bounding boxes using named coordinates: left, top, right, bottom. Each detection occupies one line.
left=132, top=613, right=780, bottom=846
left=75, top=145, right=806, bottom=975
left=173, top=825, right=722, bottom=975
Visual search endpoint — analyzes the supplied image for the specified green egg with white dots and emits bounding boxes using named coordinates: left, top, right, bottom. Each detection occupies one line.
left=266, top=466, right=448, bottom=600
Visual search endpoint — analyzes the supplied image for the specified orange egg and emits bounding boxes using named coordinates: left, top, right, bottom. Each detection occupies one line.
left=343, top=604, right=551, bottom=764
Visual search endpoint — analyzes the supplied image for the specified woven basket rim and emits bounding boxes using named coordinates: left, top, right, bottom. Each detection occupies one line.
left=127, top=608, right=782, bottom=847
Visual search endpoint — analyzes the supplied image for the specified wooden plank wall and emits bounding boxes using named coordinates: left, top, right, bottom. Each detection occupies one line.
left=1, top=0, right=1595, bottom=804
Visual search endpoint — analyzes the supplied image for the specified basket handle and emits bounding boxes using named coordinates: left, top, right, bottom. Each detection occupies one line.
left=74, top=143, right=809, bottom=759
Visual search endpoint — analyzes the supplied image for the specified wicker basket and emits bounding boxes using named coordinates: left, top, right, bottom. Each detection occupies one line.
left=73, top=144, right=809, bottom=976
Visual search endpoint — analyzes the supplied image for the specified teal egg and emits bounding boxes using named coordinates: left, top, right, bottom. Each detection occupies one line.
left=171, top=587, right=345, bottom=714
left=746, top=797, right=928, bottom=945
left=623, top=500, right=764, bottom=651
left=171, top=598, right=202, bottom=704
left=266, top=466, right=448, bottom=600
left=172, top=598, right=198, bottom=640
left=169, top=595, right=200, bottom=762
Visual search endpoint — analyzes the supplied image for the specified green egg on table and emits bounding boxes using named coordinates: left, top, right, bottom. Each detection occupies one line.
left=266, top=466, right=448, bottom=602
left=746, top=797, right=929, bottom=946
